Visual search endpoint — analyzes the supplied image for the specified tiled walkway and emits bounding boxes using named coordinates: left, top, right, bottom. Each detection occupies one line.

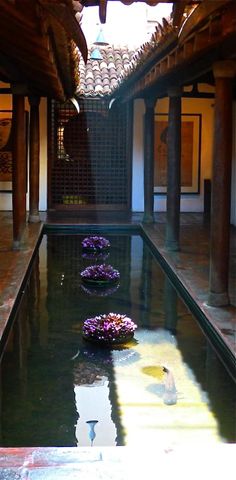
left=0, top=445, right=235, bottom=479
left=0, top=210, right=235, bottom=478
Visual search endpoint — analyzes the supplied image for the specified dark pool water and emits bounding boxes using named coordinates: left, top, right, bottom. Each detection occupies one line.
left=0, top=232, right=235, bottom=448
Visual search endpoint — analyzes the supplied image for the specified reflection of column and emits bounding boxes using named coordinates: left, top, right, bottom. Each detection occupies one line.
left=28, top=95, right=41, bottom=223
left=29, top=253, right=40, bottom=332
left=205, top=342, right=235, bottom=442
left=17, top=292, right=31, bottom=400
left=140, top=244, right=152, bottom=328
left=143, top=97, right=156, bottom=223
left=164, top=277, right=178, bottom=333
left=165, top=87, right=182, bottom=251
left=208, top=61, right=236, bottom=306
left=108, top=367, right=125, bottom=446
left=38, top=237, right=49, bottom=347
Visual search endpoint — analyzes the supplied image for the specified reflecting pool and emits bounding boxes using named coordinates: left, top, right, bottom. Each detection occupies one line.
left=0, top=232, right=235, bottom=447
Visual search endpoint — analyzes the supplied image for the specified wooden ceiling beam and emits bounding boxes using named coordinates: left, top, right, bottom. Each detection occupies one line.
left=0, top=0, right=81, bottom=100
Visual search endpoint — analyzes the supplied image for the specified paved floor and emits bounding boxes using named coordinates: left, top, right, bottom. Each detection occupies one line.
left=0, top=445, right=236, bottom=479
left=0, top=210, right=235, bottom=478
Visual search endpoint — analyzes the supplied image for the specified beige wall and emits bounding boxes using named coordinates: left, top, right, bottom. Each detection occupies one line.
left=153, top=93, right=214, bottom=212
left=0, top=85, right=13, bottom=209
left=0, top=85, right=47, bottom=211
left=1, top=84, right=235, bottom=225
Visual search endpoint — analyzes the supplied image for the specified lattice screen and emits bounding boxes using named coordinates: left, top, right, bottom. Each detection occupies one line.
left=48, top=99, right=131, bottom=210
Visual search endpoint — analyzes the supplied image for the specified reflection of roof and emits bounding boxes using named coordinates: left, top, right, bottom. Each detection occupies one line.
left=77, top=46, right=135, bottom=97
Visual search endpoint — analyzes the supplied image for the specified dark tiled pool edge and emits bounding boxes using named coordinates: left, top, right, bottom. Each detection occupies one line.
left=0, top=222, right=44, bottom=361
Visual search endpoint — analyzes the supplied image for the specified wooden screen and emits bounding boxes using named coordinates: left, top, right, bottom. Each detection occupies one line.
left=48, top=99, right=131, bottom=210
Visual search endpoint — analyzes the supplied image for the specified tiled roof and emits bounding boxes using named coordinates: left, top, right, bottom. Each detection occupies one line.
left=76, top=45, right=135, bottom=97
left=111, top=16, right=177, bottom=93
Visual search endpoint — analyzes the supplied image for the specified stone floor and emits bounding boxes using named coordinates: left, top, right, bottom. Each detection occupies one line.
left=0, top=445, right=235, bottom=479
left=0, top=210, right=235, bottom=478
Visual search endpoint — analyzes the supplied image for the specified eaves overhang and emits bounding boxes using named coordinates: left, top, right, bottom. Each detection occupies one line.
left=111, top=0, right=236, bottom=102
left=0, top=0, right=87, bottom=101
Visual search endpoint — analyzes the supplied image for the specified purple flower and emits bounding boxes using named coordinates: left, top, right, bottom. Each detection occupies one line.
left=82, top=251, right=110, bottom=261
left=82, top=236, right=110, bottom=251
left=82, top=313, right=137, bottom=343
left=80, top=264, right=120, bottom=282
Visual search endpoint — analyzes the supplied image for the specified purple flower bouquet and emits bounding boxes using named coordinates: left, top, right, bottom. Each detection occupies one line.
left=82, top=312, right=137, bottom=345
left=80, top=264, right=120, bottom=287
left=81, top=236, right=110, bottom=252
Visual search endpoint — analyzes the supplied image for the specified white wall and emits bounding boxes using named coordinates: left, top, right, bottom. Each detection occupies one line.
left=132, top=99, right=145, bottom=212
left=132, top=92, right=215, bottom=213
left=0, top=86, right=48, bottom=212
left=39, top=98, right=47, bottom=211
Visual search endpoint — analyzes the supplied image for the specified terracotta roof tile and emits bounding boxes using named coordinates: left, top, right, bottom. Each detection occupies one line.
left=77, top=45, right=135, bottom=97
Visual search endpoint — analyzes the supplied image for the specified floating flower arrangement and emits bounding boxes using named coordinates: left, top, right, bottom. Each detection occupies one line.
left=82, top=312, right=137, bottom=345
left=81, top=283, right=120, bottom=297
left=81, top=236, right=110, bottom=252
left=80, top=264, right=120, bottom=287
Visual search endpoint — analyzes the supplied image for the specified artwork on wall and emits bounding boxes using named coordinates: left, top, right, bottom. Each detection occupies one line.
left=0, top=110, right=29, bottom=193
left=0, top=110, right=12, bottom=191
left=154, top=113, right=201, bottom=194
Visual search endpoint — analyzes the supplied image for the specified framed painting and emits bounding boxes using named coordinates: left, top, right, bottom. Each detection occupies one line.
left=0, top=110, right=13, bottom=192
left=154, top=113, right=201, bottom=194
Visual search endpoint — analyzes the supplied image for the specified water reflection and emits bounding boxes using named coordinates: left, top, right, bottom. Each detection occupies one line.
left=0, top=233, right=235, bottom=448
left=164, top=277, right=178, bottom=334
left=86, top=420, right=98, bottom=446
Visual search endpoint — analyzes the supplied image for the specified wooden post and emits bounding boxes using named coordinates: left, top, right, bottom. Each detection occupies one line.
left=165, top=87, right=182, bottom=251
left=12, top=94, right=26, bottom=249
left=28, top=96, right=41, bottom=223
left=143, top=97, right=156, bottom=223
left=208, top=61, right=236, bottom=306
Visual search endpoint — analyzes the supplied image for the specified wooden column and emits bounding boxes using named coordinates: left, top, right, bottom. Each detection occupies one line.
left=208, top=61, right=236, bottom=307
left=28, top=96, right=41, bottom=223
left=165, top=87, right=182, bottom=251
left=143, top=97, right=156, bottom=223
left=12, top=94, right=26, bottom=249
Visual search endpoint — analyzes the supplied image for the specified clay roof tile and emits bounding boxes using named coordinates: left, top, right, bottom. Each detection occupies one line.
left=78, top=45, right=135, bottom=97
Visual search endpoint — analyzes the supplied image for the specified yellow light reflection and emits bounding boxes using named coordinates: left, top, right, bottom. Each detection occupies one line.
left=113, top=329, right=221, bottom=447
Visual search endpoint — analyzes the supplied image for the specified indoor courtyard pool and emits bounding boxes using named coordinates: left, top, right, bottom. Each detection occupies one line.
left=0, top=231, right=235, bottom=448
